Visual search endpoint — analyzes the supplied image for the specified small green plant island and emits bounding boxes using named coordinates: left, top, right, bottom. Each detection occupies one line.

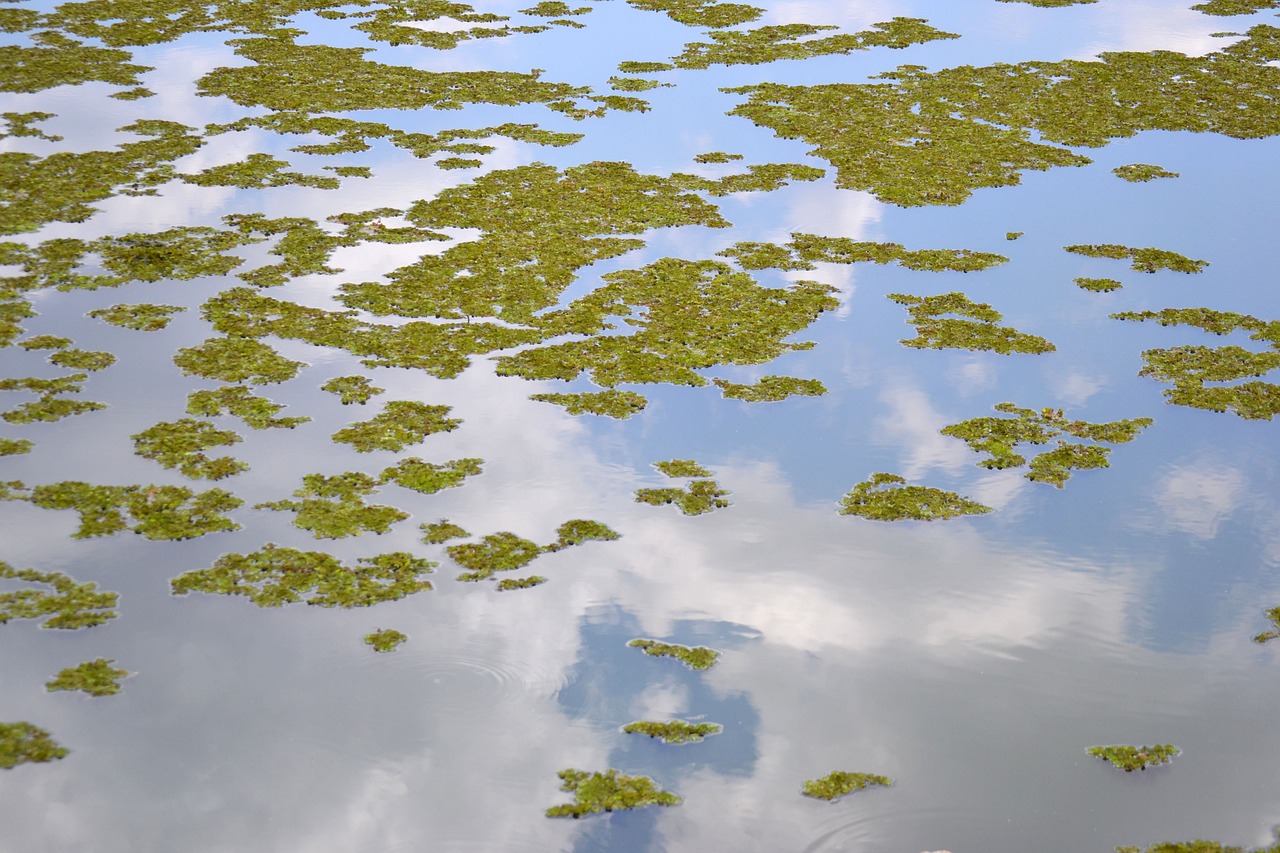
left=546, top=768, right=680, bottom=818
left=622, top=720, right=722, bottom=744
left=1086, top=744, right=1180, bottom=772
left=802, top=771, right=893, bottom=801
left=627, top=638, right=720, bottom=670
left=46, top=658, right=129, bottom=696
left=363, top=628, right=407, bottom=652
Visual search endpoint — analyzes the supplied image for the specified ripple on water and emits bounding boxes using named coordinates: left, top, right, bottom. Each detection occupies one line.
left=802, top=804, right=971, bottom=853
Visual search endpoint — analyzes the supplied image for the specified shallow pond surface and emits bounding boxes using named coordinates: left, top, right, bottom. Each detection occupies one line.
left=3, top=0, right=1280, bottom=850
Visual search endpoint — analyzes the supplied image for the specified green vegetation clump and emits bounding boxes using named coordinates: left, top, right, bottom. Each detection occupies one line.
left=255, top=472, right=407, bottom=538
left=1117, top=841, right=1280, bottom=853
left=1065, top=244, right=1208, bottom=274
left=379, top=457, right=482, bottom=494
left=131, top=418, right=246, bottom=480
left=48, top=348, right=115, bottom=371
left=496, top=575, right=548, bottom=590
left=888, top=292, right=1056, bottom=354
left=609, top=77, right=669, bottom=92
left=21, top=481, right=242, bottom=540
left=331, top=402, right=461, bottom=452
left=1076, top=277, right=1123, bottom=292
left=186, top=385, right=309, bottom=429
left=449, top=532, right=545, bottom=581
left=87, top=303, right=184, bottom=331
left=654, top=459, right=712, bottom=478
left=839, top=473, right=992, bottom=521
left=1192, top=0, right=1280, bottom=15
left=713, top=375, right=826, bottom=401
left=1113, top=163, right=1180, bottom=182
left=364, top=628, right=407, bottom=652
left=636, top=480, right=730, bottom=515
left=18, top=335, right=70, bottom=350
left=626, top=0, right=762, bottom=27
left=694, top=152, right=743, bottom=164
left=521, top=2, right=592, bottom=15
left=171, top=545, right=434, bottom=607
left=0, top=562, right=117, bottom=629
left=530, top=390, right=648, bottom=418
left=173, top=337, right=305, bottom=384
left=0, top=437, right=32, bottom=455
left=941, top=403, right=1153, bottom=487
left=421, top=520, right=470, bottom=544
left=1087, top=744, right=1180, bottom=771
left=1007, top=231, right=1024, bottom=240
left=549, top=519, right=620, bottom=550
left=0, top=112, right=61, bottom=142
left=182, top=153, right=338, bottom=189
left=546, top=768, right=680, bottom=818
left=618, top=61, right=675, bottom=73
left=623, top=720, right=722, bottom=743
left=2, top=392, right=106, bottom=425
left=1252, top=607, right=1280, bottom=643
left=0, top=722, right=68, bottom=769
left=996, top=0, right=1097, bottom=5
left=45, top=658, right=128, bottom=696
left=627, top=638, right=719, bottom=669
left=321, top=375, right=384, bottom=405
left=801, top=771, right=892, bottom=801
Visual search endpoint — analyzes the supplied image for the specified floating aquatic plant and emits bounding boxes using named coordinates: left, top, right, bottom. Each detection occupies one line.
left=546, top=768, right=680, bottom=818
left=48, top=348, right=115, bottom=371
left=0, top=562, right=117, bottom=629
left=22, top=481, right=242, bottom=540
left=693, top=152, right=743, bottom=164
left=801, top=771, right=892, bottom=801
left=450, top=532, right=545, bottom=581
left=255, top=472, right=407, bottom=539
left=1116, top=841, right=1280, bottom=853
left=181, top=153, right=339, bottom=190
left=496, top=575, right=547, bottom=590
left=623, top=720, right=722, bottom=743
left=1076, top=277, right=1123, bottom=292
left=626, top=0, right=761, bottom=27
left=888, top=292, right=1056, bottom=354
left=379, top=457, right=482, bottom=495
left=0, top=722, right=67, bottom=769
left=713, top=375, right=826, bottom=402
left=529, top=390, right=648, bottom=419
left=421, top=520, right=470, bottom=544
left=635, top=479, right=730, bottom=515
left=320, top=376, right=384, bottom=405
left=1113, top=163, right=1180, bottom=182
left=131, top=418, right=247, bottom=480
left=1192, top=0, right=1280, bottom=15
left=173, top=337, right=305, bottom=385
left=187, top=385, right=310, bottom=429
left=1252, top=607, right=1280, bottom=643
left=0, top=437, right=31, bottom=455
left=2, top=394, right=106, bottom=424
left=839, top=473, right=992, bottom=521
left=1087, top=744, right=1179, bottom=772
left=364, top=628, right=407, bottom=652
left=653, top=459, right=712, bottom=478
left=87, top=303, right=184, bottom=331
left=627, top=638, right=719, bottom=670
left=45, top=658, right=128, bottom=696
left=331, top=401, right=461, bottom=452
left=1065, top=244, right=1208, bottom=274
left=171, top=545, right=434, bottom=608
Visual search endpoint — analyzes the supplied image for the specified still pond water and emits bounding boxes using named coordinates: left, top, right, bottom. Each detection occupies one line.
left=2, top=0, right=1280, bottom=850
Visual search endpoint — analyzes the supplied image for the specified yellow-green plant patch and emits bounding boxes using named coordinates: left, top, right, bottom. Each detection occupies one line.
left=131, top=418, right=246, bottom=480
left=802, top=771, right=892, bottom=800
left=529, top=390, right=648, bottom=418
left=45, top=658, right=128, bottom=696
left=364, top=628, right=407, bottom=652
left=255, top=472, right=407, bottom=539
left=87, top=303, right=184, bottom=331
left=546, top=768, right=680, bottom=818
left=331, top=401, right=461, bottom=452
left=0, top=562, right=117, bottom=629
left=713, top=375, right=826, bottom=401
left=1087, top=744, right=1179, bottom=771
left=888, top=292, right=1056, bottom=354
left=623, top=719, right=722, bottom=743
left=627, top=638, right=719, bottom=669
left=0, top=722, right=67, bottom=769
left=839, top=473, right=992, bottom=521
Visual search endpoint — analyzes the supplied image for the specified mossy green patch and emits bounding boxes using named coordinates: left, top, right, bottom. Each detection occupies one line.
left=131, top=418, right=246, bottom=480
left=1065, top=244, right=1208, bottom=274
left=618, top=61, right=675, bottom=73
left=46, top=348, right=114, bottom=371
left=0, top=562, right=117, bottom=629
left=420, top=519, right=470, bottom=544
left=186, top=385, right=309, bottom=429
left=1076, top=277, right=1123, bottom=292
left=623, top=719, right=722, bottom=743
left=46, top=658, right=128, bottom=696
left=1192, top=0, right=1280, bottom=15
left=449, top=531, right=544, bottom=581
left=0, top=437, right=32, bottom=455
left=654, top=459, right=712, bottom=478
left=496, top=575, right=547, bottom=590
left=87, top=303, right=184, bottom=331
left=364, top=628, right=407, bottom=652
left=173, top=337, right=305, bottom=384
left=636, top=479, right=730, bottom=515
left=0, top=722, right=67, bottom=769
left=713, top=375, right=826, bottom=401
left=1113, top=163, right=1180, bottom=182
left=549, top=519, right=620, bottom=549
left=801, top=771, right=892, bottom=801
left=182, top=153, right=339, bottom=190
left=693, top=152, right=743, bottom=164
left=255, top=472, right=407, bottom=538
left=2, top=394, right=106, bottom=425
left=609, top=76, right=669, bottom=92
left=996, top=0, right=1096, bottom=5
left=546, top=768, right=680, bottom=818
left=626, top=0, right=761, bottom=27
left=1252, top=606, right=1280, bottom=643
left=1087, top=744, right=1179, bottom=771
left=888, top=292, right=1056, bottom=354
left=321, top=375, right=384, bottom=405
left=627, top=638, right=719, bottom=669
left=379, top=457, right=482, bottom=494
left=1117, top=841, right=1280, bottom=853
left=723, top=234, right=1009, bottom=273
left=18, top=335, right=70, bottom=351
left=839, top=472, right=992, bottom=521
left=0, top=112, right=61, bottom=142
left=529, top=390, right=648, bottom=418
left=521, top=2, right=591, bottom=15
left=23, top=481, right=242, bottom=540
left=331, top=401, right=461, bottom=452
left=1007, top=231, right=1024, bottom=240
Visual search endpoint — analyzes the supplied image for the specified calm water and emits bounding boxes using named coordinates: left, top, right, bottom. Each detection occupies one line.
left=3, top=1, right=1280, bottom=851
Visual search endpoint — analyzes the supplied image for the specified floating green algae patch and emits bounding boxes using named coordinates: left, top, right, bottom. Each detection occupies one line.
left=1087, top=744, right=1180, bottom=771
left=888, top=292, right=1056, bottom=354
left=19, top=481, right=242, bottom=540
left=331, top=401, right=461, bottom=452
left=17, top=335, right=70, bottom=351
left=0, top=112, right=61, bottom=142
left=131, top=418, right=246, bottom=480
left=1, top=372, right=107, bottom=424
left=0, top=562, right=117, bottom=629
left=521, top=2, right=591, bottom=16
left=181, top=153, right=339, bottom=190
left=839, top=473, right=992, bottom=521
left=187, top=385, right=309, bottom=429
left=47, top=348, right=114, bottom=371
left=694, top=152, right=743, bottom=164
left=321, top=375, right=384, bottom=405
left=546, top=768, right=681, bottom=818
left=1007, top=231, right=1024, bottom=240
left=626, top=0, right=761, bottom=27
left=628, top=638, right=719, bottom=670
left=713, top=375, right=826, bottom=402
left=0, top=722, right=67, bottom=769
left=45, top=658, right=128, bottom=696
left=174, top=337, right=305, bottom=385
left=548, top=519, right=620, bottom=549
left=1117, top=841, right=1280, bottom=853
left=608, top=76, right=669, bottom=92
left=1252, top=607, right=1280, bottom=643
left=801, top=771, right=892, bottom=801
left=654, top=459, right=712, bottom=478
left=940, top=403, right=1153, bottom=488
left=379, top=457, right=482, bottom=495
left=255, top=472, right=407, bottom=539
left=1112, top=307, right=1280, bottom=341
left=997, top=0, right=1096, bottom=5
left=1076, top=277, right=1123, bottom=292
left=529, top=390, right=648, bottom=419
left=364, top=628, right=407, bottom=652
left=87, top=303, right=184, bottom=331
left=448, top=520, right=616, bottom=581
left=0, top=37, right=149, bottom=94
left=1065, top=244, right=1208, bottom=274
left=171, top=545, right=434, bottom=607
left=726, top=25, right=1280, bottom=206
left=421, top=519, right=470, bottom=544
left=636, top=479, right=731, bottom=515
left=0, top=437, right=32, bottom=455
left=1192, top=0, right=1280, bottom=15
left=783, top=234, right=1010, bottom=272
left=623, top=720, right=722, bottom=743
left=1113, top=163, right=1180, bottom=182
left=496, top=575, right=547, bottom=590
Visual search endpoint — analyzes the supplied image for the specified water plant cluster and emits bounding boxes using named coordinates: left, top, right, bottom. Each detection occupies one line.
left=627, top=638, right=720, bottom=670
left=363, top=628, right=407, bottom=652
left=1086, top=744, right=1181, bottom=772
left=839, top=473, right=992, bottom=521
left=622, top=719, right=723, bottom=743
left=0, top=563, right=118, bottom=629
left=801, top=771, right=893, bottom=801
left=0, top=722, right=68, bottom=769
left=636, top=459, right=731, bottom=515
left=45, top=658, right=129, bottom=696
left=546, top=768, right=681, bottom=818
left=442, top=520, right=619, bottom=584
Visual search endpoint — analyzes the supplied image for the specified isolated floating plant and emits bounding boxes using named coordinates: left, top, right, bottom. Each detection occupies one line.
left=87, top=303, right=184, bottom=331
left=0, top=437, right=32, bottom=455
left=889, top=292, right=1056, bottom=354
left=1087, top=744, right=1180, bottom=772
left=187, top=385, right=310, bottom=429
left=1253, top=607, right=1280, bottom=643
left=321, top=375, right=384, bottom=405
left=1076, top=277, right=1123, bottom=292
left=636, top=480, right=731, bottom=515
left=420, top=520, right=470, bottom=544
left=364, top=628, right=407, bottom=652
left=171, top=545, right=434, bottom=607
left=802, top=771, right=892, bottom=801
left=1116, top=840, right=1280, bottom=853
left=448, top=520, right=616, bottom=582
left=0, top=722, right=68, bottom=769
left=496, top=575, right=547, bottom=591
left=654, top=459, right=712, bottom=478
left=255, top=472, right=407, bottom=539
left=331, top=401, right=461, bottom=452
left=173, top=337, right=305, bottom=385
left=1193, top=0, right=1280, bottom=15
left=47, top=348, right=115, bottom=372
left=379, top=457, right=482, bottom=495
left=0, top=562, right=117, bottom=629
left=839, top=473, right=992, bottom=521
left=1113, top=163, right=1180, bottom=182
left=628, top=638, right=720, bottom=670
left=623, top=720, right=722, bottom=743
left=546, top=768, right=680, bottom=818
left=529, top=390, right=648, bottom=419
left=46, top=658, right=128, bottom=696
left=131, top=418, right=247, bottom=480
left=713, top=375, right=826, bottom=402
left=1065, top=244, right=1208, bottom=274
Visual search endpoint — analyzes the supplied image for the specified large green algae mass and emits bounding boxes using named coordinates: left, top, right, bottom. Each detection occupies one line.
left=321, top=375, right=384, bottom=405
left=802, top=771, right=892, bottom=801
left=1252, top=607, right=1280, bottom=643
left=379, top=457, right=482, bottom=494
left=529, top=390, right=648, bottom=419
left=0, top=562, right=117, bottom=629
left=1113, top=163, right=1180, bottom=182
left=0, top=722, right=68, bottom=769
left=331, top=401, right=461, bottom=452
left=627, top=0, right=761, bottom=27
left=1087, top=744, right=1180, bottom=771
left=628, top=638, right=719, bottom=669
left=173, top=337, right=305, bottom=385
left=726, top=25, right=1280, bottom=206
left=87, top=303, right=184, bottom=331
left=546, top=768, right=681, bottom=818
left=0, top=36, right=149, bottom=93
left=839, top=473, right=992, bottom=521
left=131, top=418, right=247, bottom=480
left=636, top=479, right=731, bottom=515
left=941, top=403, right=1153, bottom=487
left=713, top=375, right=825, bottom=402
left=364, top=628, right=407, bottom=652
left=172, top=546, right=434, bottom=607
left=888, top=292, right=1056, bottom=354
left=21, top=481, right=242, bottom=540
left=46, top=658, right=128, bottom=696
left=1065, top=244, right=1208, bottom=274
left=255, top=472, right=407, bottom=538
left=623, top=720, right=722, bottom=743
left=187, top=385, right=310, bottom=429
left=1193, top=0, right=1280, bottom=14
